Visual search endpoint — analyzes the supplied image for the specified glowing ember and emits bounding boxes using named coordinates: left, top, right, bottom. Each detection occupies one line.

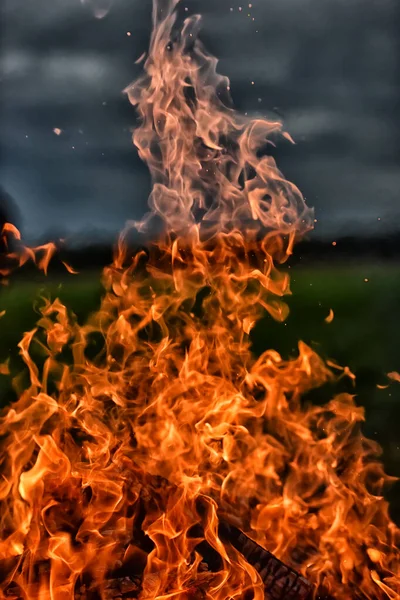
left=0, top=1, right=399, bottom=599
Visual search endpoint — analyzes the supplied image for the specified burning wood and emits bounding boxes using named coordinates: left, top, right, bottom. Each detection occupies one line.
left=218, top=523, right=312, bottom=600
left=74, top=525, right=313, bottom=600
left=72, top=529, right=312, bottom=600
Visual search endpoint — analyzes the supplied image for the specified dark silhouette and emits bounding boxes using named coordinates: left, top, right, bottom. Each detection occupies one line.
left=0, top=187, right=21, bottom=255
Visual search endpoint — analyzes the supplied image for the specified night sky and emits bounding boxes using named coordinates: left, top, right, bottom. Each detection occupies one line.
left=1, top=0, right=399, bottom=244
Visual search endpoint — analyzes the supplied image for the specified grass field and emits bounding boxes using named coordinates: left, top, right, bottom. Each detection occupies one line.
left=1, top=262, right=399, bottom=521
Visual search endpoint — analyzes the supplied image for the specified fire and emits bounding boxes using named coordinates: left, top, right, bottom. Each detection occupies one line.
left=325, top=309, right=334, bottom=324
left=0, top=1, right=399, bottom=598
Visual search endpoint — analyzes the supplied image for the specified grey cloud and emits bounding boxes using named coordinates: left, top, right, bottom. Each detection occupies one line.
left=0, top=0, right=398, bottom=242
left=2, top=51, right=122, bottom=105
left=2, top=159, right=149, bottom=242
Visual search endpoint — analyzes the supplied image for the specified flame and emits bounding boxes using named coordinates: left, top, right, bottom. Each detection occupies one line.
left=0, top=223, right=57, bottom=276
left=0, top=224, right=75, bottom=277
left=388, top=372, right=400, bottom=384
left=325, top=309, right=334, bottom=324
left=0, top=1, right=399, bottom=598
left=61, top=261, right=79, bottom=275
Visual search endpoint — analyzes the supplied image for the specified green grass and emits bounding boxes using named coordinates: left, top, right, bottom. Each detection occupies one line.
left=1, top=262, right=399, bottom=520
left=254, top=262, right=400, bottom=373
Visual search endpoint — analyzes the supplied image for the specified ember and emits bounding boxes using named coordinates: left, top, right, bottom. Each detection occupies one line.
left=0, top=1, right=399, bottom=599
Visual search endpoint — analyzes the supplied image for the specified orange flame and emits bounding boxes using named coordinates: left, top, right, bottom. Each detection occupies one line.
left=0, top=224, right=77, bottom=277
left=388, top=372, right=400, bottom=384
left=0, top=1, right=399, bottom=599
left=325, top=309, right=334, bottom=324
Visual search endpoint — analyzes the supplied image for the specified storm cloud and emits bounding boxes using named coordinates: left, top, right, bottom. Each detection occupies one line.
left=1, top=0, right=399, bottom=242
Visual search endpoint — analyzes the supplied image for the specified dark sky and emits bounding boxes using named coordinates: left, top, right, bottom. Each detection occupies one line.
left=1, top=0, right=399, bottom=244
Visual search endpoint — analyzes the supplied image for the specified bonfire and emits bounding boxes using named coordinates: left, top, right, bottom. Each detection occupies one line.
left=0, top=1, right=399, bottom=598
